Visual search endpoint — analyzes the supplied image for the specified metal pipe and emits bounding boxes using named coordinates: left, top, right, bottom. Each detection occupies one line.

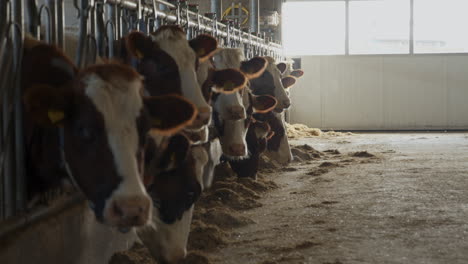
left=76, top=0, right=89, bottom=67
left=56, top=0, right=65, bottom=49
left=249, top=0, right=259, bottom=34
left=45, top=0, right=57, bottom=44
left=25, top=0, right=39, bottom=37
left=11, top=0, right=26, bottom=214
left=0, top=194, right=84, bottom=241
left=210, top=0, right=221, bottom=19
left=102, top=0, right=282, bottom=54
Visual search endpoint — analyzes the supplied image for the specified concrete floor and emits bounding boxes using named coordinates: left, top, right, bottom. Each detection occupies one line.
left=209, top=133, right=468, bottom=264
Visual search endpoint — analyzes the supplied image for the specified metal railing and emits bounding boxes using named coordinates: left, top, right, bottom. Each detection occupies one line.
left=0, top=0, right=284, bottom=229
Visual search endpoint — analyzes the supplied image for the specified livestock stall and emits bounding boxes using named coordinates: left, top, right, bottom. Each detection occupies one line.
left=0, top=1, right=284, bottom=263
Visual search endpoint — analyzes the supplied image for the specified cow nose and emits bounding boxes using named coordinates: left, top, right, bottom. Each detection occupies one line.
left=111, top=196, right=151, bottom=228
left=228, top=144, right=246, bottom=156
left=283, top=99, right=291, bottom=109
left=227, top=105, right=246, bottom=120
left=163, top=248, right=187, bottom=263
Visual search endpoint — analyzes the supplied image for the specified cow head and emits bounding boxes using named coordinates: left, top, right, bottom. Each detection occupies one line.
left=124, top=26, right=218, bottom=130
left=250, top=57, right=291, bottom=112
left=264, top=111, right=293, bottom=165
left=212, top=49, right=267, bottom=121
left=22, top=41, right=197, bottom=230
left=141, top=134, right=207, bottom=263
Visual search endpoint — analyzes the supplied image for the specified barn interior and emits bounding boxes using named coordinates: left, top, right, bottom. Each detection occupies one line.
left=1, top=1, right=468, bottom=264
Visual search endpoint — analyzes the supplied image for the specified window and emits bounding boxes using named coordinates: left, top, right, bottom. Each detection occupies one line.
left=282, top=0, right=468, bottom=55
left=282, top=1, right=346, bottom=56
left=349, top=0, right=410, bottom=55
left=414, top=0, right=468, bottom=53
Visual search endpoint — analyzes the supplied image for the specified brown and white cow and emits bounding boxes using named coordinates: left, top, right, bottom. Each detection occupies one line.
left=228, top=92, right=278, bottom=179
left=121, top=26, right=215, bottom=130
left=22, top=37, right=197, bottom=231
left=250, top=56, right=292, bottom=112
left=137, top=133, right=207, bottom=263
left=211, top=48, right=268, bottom=158
left=264, top=61, right=304, bottom=165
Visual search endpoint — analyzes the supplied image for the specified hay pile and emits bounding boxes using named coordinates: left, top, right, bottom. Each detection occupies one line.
left=286, top=123, right=322, bottom=138
left=286, top=123, right=353, bottom=139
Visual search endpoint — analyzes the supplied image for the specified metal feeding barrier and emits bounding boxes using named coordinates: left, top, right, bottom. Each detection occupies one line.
left=0, top=0, right=284, bottom=238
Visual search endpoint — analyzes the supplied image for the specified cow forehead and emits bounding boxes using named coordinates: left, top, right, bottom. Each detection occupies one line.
left=213, top=48, right=244, bottom=69
left=83, top=72, right=144, bottom=129
left=151, top=28, right=196, bottom=70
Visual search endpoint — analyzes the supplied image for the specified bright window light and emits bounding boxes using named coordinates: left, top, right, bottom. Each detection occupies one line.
left=414, top=0, right=468, bottom=53
left=282, top=1, right=346, bottom=56
left=349, top=0, right=410, bottom=55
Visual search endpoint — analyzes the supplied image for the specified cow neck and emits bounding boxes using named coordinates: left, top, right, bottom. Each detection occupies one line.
left=58, top=126, right=95, bottom=209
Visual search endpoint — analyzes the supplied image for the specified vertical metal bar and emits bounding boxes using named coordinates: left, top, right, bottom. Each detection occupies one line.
left=106, top=2, right=116, bottom=57
left=45, top=0, right=57, bottom=45
left=249, top=0, right=259, bottom=34
left=345, top=0, right=349, bottom=55
left=409, top=0, right=414, bottom=54
left=96, top=2, right=105, bottom=57
left=210, top=0, right=221, bottom=19
left=26, top=0, right=39, bottom=36
left=56, top=0, right=65, bottom=49
left=12, top=0, right=26, bottom=214
left=76, top=0, right=89, bottom=67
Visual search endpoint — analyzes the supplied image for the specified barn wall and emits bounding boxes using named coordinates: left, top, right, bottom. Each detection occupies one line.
left=289, top=55, right=468, bottom=130
left=0, top=202, right=137, bottom=264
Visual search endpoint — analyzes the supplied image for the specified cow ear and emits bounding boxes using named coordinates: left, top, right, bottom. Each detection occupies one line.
left=211, top=69, right=247, bottom=94
left=189, top=34, right=218, bottom=62
left=158, top=134, right=190, bottom=169
left=23, top=84, right=73, bottom=127
left=252, top=95, right=277, bottom=113
left=240, top=57, right=268, bottom=79
left=277, top=62, right=287, bottom=75
left=282, top=76, right=297, bottom=89
left=290, top=69, right=304, bottom=78
left=144, top=95, right=198, bottom=136
left=126, top=31, right=154, bottom=59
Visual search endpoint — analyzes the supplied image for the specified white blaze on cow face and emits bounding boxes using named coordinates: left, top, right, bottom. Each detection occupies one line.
left=138, top=206, right=194, bottom=263
left=139, top=145, right=207, bottom=263
left=83, top=72, right=151, bottom=228
left=220, top=119, right=249, bottom=159
left=265, top=57, right=291, bottom=111
left=265, top=112, right=293, bottom=165
left=213, top=48, right=247, bottom=120
left=151, top=28, right=212, bottom=128
left=202, top=138, right=223, bottom=190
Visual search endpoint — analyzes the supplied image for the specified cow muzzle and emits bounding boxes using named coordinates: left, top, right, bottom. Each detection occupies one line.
left=105, top=195, right=151, bottom=230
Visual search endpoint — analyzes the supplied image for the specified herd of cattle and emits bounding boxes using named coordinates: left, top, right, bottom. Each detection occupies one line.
left=21, top=25, right=304, bottom=263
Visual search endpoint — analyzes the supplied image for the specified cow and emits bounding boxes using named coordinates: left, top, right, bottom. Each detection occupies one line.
left=119, top=30, right=247, bottom=263
left=197, top=48, right=271, bottom=186
left=21, top=36, right=197, bottom=231
left=249, top=56, right=292, bottom=112
left=137, top=133, right=207, bottom=263
left=228, top=92, right=278, bottom=179
left=264, top=61, right=305, bottom=165
left=211, top=48, right=268, bottom=158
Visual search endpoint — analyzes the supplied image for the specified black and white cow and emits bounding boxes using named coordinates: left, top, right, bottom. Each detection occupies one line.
left=22, top=36, right=197, bottom=231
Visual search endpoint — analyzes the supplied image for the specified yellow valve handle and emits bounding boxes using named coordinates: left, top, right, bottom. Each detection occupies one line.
left=222, top=5, right=249, bottom=26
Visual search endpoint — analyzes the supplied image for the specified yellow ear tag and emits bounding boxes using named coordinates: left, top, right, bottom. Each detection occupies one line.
left=197, top=48, right=206, bottom=57
left=136, top=49, right=144, bottom=59
left=48, top=110, right=65, bottom=124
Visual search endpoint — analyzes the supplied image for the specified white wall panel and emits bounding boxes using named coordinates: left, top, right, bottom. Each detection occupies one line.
left=290, top=55, right=468, bottom=130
